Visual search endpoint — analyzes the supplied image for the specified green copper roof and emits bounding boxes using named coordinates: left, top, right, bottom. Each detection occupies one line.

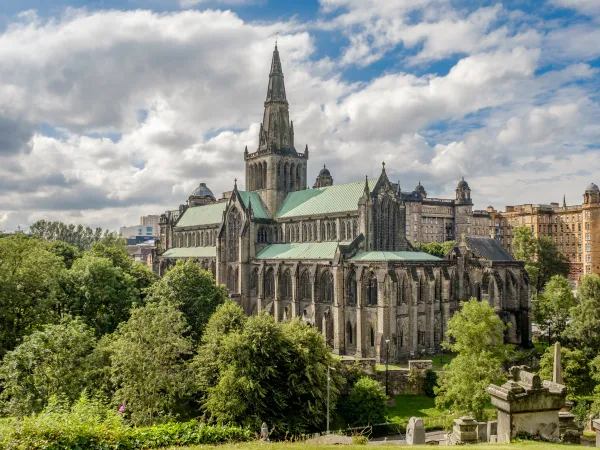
left=175, top=202, right=227, bottom=228
left=161, top=247, right=216, bottom=258
left=350, top=251, right=442, bottom=262
left=238, top=191, right=269, bottom=219
left=256, top=242, right=351, bottom=260
left=276, top=179, right=378, bottom=218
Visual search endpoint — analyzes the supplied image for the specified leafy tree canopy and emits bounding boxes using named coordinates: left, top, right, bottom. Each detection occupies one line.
left=65, top=254, right=140, bottom=336
left=30, top=220, right=123, bottom=251
left=107, top=299, right=194, bottom=426
left=512, top=226, right=570, bottom=292
left=538, top=346, right=594, bottom=397
left=567, top=274, right=600, bottom=355
left=435, top=299, right=512, bottom=420
left=146, top=260, right=226, bottom=341
left=0, top=235, right=66, bottom=357
left=416, top=241, right=455, bottom=258
left=0, top=317, right=96, bottom=417
left=201, top=314, right=343, bottom=434
left=533, top=275, right=577, bottom=344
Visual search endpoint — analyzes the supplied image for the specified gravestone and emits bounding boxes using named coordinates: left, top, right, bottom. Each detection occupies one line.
left=488, top=366, right=567, bottom=443
left=592, top=419, right=600, bottom=447
left=476, top=421, right=487, bottom=442
left=448, top=416, right=478, bottom=444
left=260, top=422, right=269, bottom=441
left=406, top=417, right=425, bottom=445
left=553, top=342, right=563, bottom=384
left=487, top=420, right=498, bottom=442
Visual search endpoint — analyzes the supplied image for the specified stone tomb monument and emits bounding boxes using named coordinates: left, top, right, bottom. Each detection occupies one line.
left=406, top=417, right=425, bottom=445
left=448, top=416, right=478, bottom=445
left=488, top=366, right=567, bottom=443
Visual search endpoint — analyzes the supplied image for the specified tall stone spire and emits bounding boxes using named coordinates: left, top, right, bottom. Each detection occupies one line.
left=259, top=43, right=295, bottom=153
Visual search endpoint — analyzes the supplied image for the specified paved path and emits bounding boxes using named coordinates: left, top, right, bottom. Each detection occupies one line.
left=370, top=430, right=447, bottom=445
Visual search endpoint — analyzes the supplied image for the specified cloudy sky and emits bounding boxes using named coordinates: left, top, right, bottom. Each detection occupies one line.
left=0, top=0, right=598, bottom=231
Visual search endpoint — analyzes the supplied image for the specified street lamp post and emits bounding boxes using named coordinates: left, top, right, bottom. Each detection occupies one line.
left=385, top=339, right=390, bottom=397
left=327, top=366, right=335, bottom=434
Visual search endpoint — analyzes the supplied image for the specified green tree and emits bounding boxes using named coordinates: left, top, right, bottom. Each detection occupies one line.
left=43, top=240, right=80, bottom=269
left=416, top=241, right=455, bottom=258
left=0, top=317, right=96, bottom=416
left=193, top=301, right=247, bottom=402
left=30, top=220, right=123, bottom=251
left=108, top=299, right=194, bottom=426
left=339, top=377, right=387, bottom=426
left=146, top=260, right=227, bottom=341
left=89, top=242, right=158, bottom=299
left=0, top=235, right=65, bottom=357
left=538, top=346, right=594, bottom=397
left=567, top=274, right=600, bottom=355
left=533, top=275, right=577, bottom=344
left=202, top=314, right=342, bottom=434
left=66, top=254, right=139, bottom=335
left=435, top=299, right=512, bottom=420
left=512, top=226, right=569, bottom=292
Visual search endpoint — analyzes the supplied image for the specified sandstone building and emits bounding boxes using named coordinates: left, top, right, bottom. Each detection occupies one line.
left=155, top=45, right=531, bottom=362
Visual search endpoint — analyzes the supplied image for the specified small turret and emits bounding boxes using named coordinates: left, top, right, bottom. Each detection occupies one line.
left=313, top=164, right=333, bottom=188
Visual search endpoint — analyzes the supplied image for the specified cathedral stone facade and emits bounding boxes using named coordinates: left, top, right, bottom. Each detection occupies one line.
left=156, top=45, right=532, bottom=362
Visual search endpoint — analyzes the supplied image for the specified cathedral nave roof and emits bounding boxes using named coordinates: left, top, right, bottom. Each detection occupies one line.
left=161, top=247, right=217, bottom=258
left=256, top=241, right=351, bottom=260
left=276, top=179, right=378, bottom=219
left=350, top=251, right=442, bottom=261
left=175, top=201, right=227, bottom=228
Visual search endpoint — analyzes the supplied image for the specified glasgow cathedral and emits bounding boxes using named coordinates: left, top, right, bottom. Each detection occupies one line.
left=156, top=44, right=531, bottom=362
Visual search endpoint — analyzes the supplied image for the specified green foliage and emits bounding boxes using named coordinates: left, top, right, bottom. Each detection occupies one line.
left=567, top=274, right=600, bottom=355
left=193, top=301, right=247, bottom=403
left=65, top=254, right=140, bottom=335
left=0, top=235, right=65, bottom=357
left=201, top=314, right=342, bottom=434
left=512, top=226, right=570, bottom=292
left=0, top=394, right=252, bottom=450
left=533, top=275, right=577, bottom=344
left=30, top=219, right=123, bottom=251
left=435, top=299, right=512, bottom=420
left=423, top=370, right=438, bottom=398
left=146, top=260, right=227, bottom=341
left=43, top=240, right=80, bottom=269
left=571, top=399, right=591, bottom=429
left=352, top=435, right=369, bottom=445
left=107, top=299, right=195, bottom=426
left=0, top=317, right=97, bottom=417
left=89, top=241, right=158, bottom=300
left=538, top=346, right=594, bottom=397
left=339, top=377, right=387, bottom=426
left=415, top=241, right=455, bottom=258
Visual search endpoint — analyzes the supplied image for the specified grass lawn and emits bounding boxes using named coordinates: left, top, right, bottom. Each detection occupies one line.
left=168, top=441, right=579, bottom=449
left=386, top=395, right=442, bottom=424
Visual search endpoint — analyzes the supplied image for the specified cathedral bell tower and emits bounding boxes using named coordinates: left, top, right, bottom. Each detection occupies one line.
left=244, top=43, right=308, bottom=215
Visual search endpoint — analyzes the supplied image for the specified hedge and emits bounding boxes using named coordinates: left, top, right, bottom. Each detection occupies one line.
left=0, top=398, right=253, bottom=450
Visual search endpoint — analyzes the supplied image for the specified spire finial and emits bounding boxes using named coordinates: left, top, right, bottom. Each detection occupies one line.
left=275, top=31, right=279, bottom=48
left=324, top=164, right=326, bottom=169
left=234, top=178, right=237, bottom=189
left=382, top=161, right=386, bottom=172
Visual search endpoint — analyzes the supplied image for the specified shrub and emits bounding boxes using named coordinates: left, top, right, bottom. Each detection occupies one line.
left=423, top=370, right=438, bottom=398
left=352, top=435, right=369, bottom=445
left=0, top=395, right=252, bottom=450
left=339, top=377, right=387, bottom=426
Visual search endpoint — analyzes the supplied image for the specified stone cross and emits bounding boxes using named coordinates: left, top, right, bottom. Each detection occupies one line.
left=553, top=342, right=563, bottom=385
left=406, top=417, right=425, bottom=445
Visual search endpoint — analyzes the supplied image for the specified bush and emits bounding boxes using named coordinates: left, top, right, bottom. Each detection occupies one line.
left=571, top=399, right=592, bottom=428
left=0, top=395, right=252, bottom=450
left=352, top=435, right=369, bottom=445
left=423, top=370, right=438, bottom=398
left=339, top=377, right=387, bottom=426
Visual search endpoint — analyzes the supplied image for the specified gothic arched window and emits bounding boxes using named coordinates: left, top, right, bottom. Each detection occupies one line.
left=418, top=276, right=426, bottom=303
left=347, top=270, right=357, bottom=306
left=250, top=268, right=259, bottom=291
left=346, top=322, right=353, bottom=345
left=227, top=208, right=241, bottom=262
left=299, top=270, right=311, bottom=300
left=264, top=268, right=274, bottom=299
left=370, top=327, right=375, bottom=347
left=367, top=272, right=378, bottom=306
left=281, top=270, right=292, bottom=299
left=320, top=271, right=334, bottom=303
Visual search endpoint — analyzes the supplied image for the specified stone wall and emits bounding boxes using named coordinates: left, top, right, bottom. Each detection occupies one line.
left=374, top=369, right=425, bottom=396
